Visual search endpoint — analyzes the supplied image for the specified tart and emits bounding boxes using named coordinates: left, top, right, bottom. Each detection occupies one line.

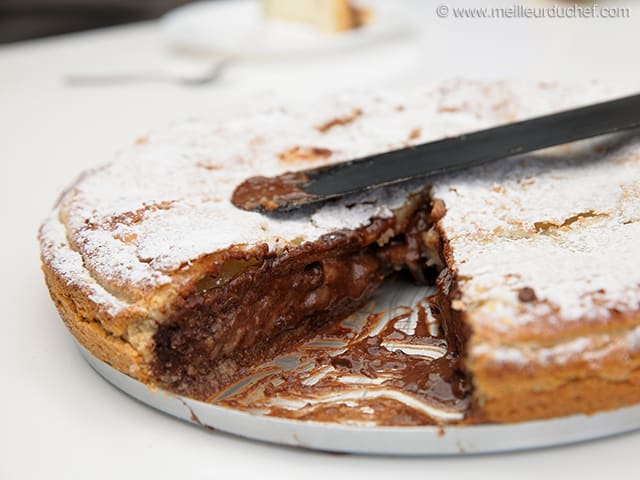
left=39, top=80, right=640, bottom=424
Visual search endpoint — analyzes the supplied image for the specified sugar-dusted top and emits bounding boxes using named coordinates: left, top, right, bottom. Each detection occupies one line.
left=40, top=80, right=638, bottom=329
left=434, top=130, right=640, bottom=340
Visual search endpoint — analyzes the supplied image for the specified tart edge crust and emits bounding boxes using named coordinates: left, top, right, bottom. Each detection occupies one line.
left=40, top=250, right=150, bottom=383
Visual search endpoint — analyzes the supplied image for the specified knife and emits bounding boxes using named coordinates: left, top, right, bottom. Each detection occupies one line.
left=231, top=93, right=640, bottom=213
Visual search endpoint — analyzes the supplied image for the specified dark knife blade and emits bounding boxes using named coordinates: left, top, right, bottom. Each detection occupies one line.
left=231, top=93, right=640, bottom=213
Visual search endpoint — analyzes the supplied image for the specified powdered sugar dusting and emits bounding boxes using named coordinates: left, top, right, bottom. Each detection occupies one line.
left=435, top=137, right=640, bottom=331
left=39, top=217, right=130, bottom=316
left=40, top=79, right=639, bottom=335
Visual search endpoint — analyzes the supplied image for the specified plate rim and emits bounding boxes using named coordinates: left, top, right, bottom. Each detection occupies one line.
left=78, top=343, right=640, bottom=455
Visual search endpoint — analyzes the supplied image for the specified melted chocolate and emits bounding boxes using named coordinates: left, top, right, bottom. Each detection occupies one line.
left=153, top=218, right=396, bottom=399
left=376, top=206, right=438, bottom=285
left=231, top=171, right=316, bottom=211
left=216, top=291, right=469, bottom=425
left=329, top=320, right=468, bottom=411
left=518, top=286, right=537, bottom=302
left=152, top=200, right=472, bottom=424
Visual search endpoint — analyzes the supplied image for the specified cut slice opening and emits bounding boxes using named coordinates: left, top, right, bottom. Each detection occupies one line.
left=151, top=192, right=471, bottom=422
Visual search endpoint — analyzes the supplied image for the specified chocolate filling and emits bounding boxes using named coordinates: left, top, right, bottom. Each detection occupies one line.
left=152, top=200, right=470, bottom=416
left=231, top=171, right=316, bottom=212
left=327, top=312, right=469, bottom=414
left=216, top=293, right=469, bottom=425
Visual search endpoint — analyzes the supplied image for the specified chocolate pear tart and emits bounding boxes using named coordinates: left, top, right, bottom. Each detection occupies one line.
left=39, top=80, right=640, bottom=424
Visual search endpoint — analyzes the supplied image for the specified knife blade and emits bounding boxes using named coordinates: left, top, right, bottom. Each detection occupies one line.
left=231, top=93, right=640, bottom=213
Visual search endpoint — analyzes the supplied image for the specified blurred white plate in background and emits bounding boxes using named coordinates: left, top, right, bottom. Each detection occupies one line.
left=161, top=0, right=413, bottom=57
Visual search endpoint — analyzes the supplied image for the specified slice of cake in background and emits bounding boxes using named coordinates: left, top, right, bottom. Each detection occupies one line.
left=263, top=0, right=373, bottom=32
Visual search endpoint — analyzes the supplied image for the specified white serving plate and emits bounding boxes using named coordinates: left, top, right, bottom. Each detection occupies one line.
left=77, top=272, right=640, bottom=457
left=81, top=349, right=640, bottom=455
left=161, top=0, right=412, bottom=57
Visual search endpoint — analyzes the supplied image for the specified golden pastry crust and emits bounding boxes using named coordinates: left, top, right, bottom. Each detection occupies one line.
left=473, top=353, right=640, bottom=423
left=469, top=315, right=640, bottom=423
left=40, top=248, right=149, bottom=382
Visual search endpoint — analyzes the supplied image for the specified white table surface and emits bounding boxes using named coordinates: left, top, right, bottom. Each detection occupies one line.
left=2, top=1, right=640, bottom=478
